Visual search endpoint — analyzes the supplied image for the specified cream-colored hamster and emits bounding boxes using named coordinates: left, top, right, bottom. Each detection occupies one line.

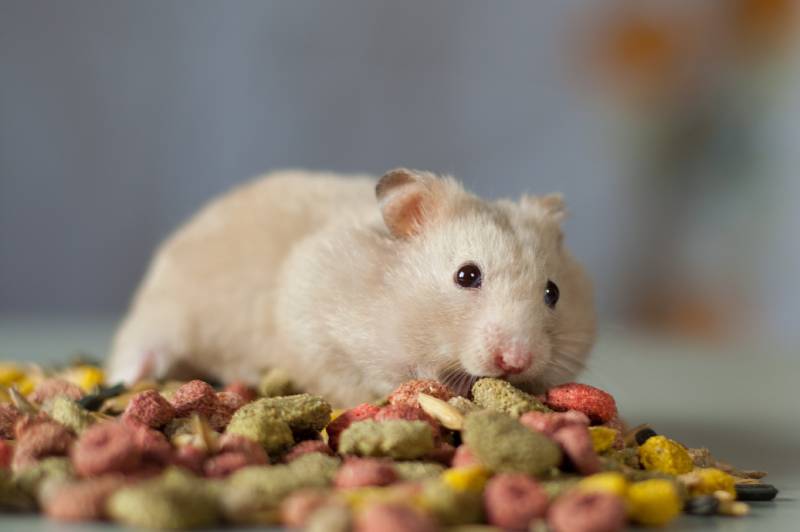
left=107, top=169, right=596, bottom=405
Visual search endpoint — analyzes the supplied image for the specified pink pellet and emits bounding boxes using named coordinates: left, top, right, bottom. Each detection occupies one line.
left=172, top=444, right=207, bottom=475
left=427, top=441, right=456, bottom=465
left=218, top=433, right=269, bottom=465
left=71, top=422, right=142, bottom=477
left=204, top=452, right=252, bottom=478
left=129, top=422, right=173, bottom=466
left=12, top=420, right=76, bottom=471
left=452, top=444, right=481, bottom=468
left=484, top=473, right=549, bottom=530
left=208, top=391, right=245, bottom=430
left=281, top=489, right=335, bottom=528
left=355, top=502, right=438, bottom=532
left=29, top=378, right=84, bottom=404
left=283, top=439, right=333, bottom=463
left=387, top=379, right=454, bottom=408
left=551, top=424, right=601, bottom=475
left=519, top=410, right=590, bottom=436
left=335, top=457, right=398, bottom=489
left=548, top=491, right=626, bottom=532
left=0, top=404, right=21, bottom=439
left=326, top=403, right=381, bottom=451
left=545, top=383, right=617, bottom=424
left=43, top=475, right=126, bottom=522
left=169, top=380, right=219, bottom=418
left=223, top=381, right=257, bottom=403
left=122, top=389, right=175, bottom=428
left=0, top=439, right=14, bottom=468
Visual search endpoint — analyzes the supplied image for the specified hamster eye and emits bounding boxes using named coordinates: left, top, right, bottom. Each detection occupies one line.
left=544, top=280, right=560, bottom=308
left=455, top=263, right=482, bottom=289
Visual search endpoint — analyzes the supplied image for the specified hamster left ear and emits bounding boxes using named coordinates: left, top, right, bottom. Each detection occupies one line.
left=521, top=193, right=567, bottom=224
left=376, top=168, right=457, bottom=238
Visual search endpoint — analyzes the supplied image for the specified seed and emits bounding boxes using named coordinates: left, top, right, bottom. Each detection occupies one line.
left=734, top=483, right=779, bottom=501
left=417, top=393, right=464, bottom=431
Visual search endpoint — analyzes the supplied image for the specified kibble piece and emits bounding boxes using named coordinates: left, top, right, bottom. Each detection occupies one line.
left=577, top=472, right=628, bottom=497
left=169, top=380, right=218, bottom=418
left=452, top=445, right=481, bottom=468
left=638, top=435, right=694, bottom=475
left=12, top=420, right=76, bottom=471
left=224, top=381, right=257, bottom=403
left=484, top=473, right=549, bottom=530
left=462, top=410, right=561, bottom=476
left=588, top=426, right=619, bottom=454
left=356, top=502, right=438, bottom=532
left=545, top=383, right=617, bottom=423
left=442, top=464, right=490, bottom=493
left=0, top=468, right=35, bottom=511
left=388, top=379, right=454, bottom=408
left=338, top=420, right=435, bottom=460
left=552, top=424, right=601, bottom=475
left=335, top=457, right=397, bottom=488
left=0, top=440, right=13, bottom=469
left=13, top=456, right=74, bottom=499
left=71, top=422, right=142, bottom=477
left=225, top=407, right=294, bottom=454
left=258, top=368, right=297, bottom=397
left=29, top=378, right=84, bottom=405
left=548, top=490, right=627, bottom=532
left=107, top=468, right=220, bottom=528
left=734, top=483, right=779, bottom=501
left=519, top=410, right=590, bottom=436
left=305, top=503, right=352, bottom=532
left=326, top=403, right=381, bottom=450
left=375, top=403, right=441, bottom=437
left=626, top=478, right=683, bottom=526
left=48, top=396, right=94, bottom=434
left=235, top=394, right=331, bottom=433
left=688, top=467, right=736, bottom=497
left=122, top=389, right=175, bottom=428
left=283, top=440, right=334, bottom=463
left=471, top=378, right=548, bottom=417
left=420, top=479, right=483, bottom=525
left=392, top=461, right=445, bottom=482
left=43, top=475, right=125, bottom=521
left=280, top=488, right=336, bottom=528
left=0, top=404, right=21, bottom=439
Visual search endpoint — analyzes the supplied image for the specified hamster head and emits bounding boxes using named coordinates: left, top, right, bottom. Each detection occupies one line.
left=375, top=168, right=596, bottom=396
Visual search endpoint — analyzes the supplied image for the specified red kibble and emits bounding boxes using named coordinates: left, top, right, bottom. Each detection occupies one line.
left=326, top=403, right=381, bottom=451
left=280, top=489, right=334, bottom=528
left=12, top=420, right=76, bottom=471
left=169, top=380, right=218, bottom=418
left=71, top=422, right=142, bottom=477
left=208, top=391, right=245, bottom=431
left=427, top=441, right=456, bottom=465
left=171, top=445, right=207, bottom=475
left=387, top=379, right=454, bottom=408
left=0, top=404, right=21, bottom=439
left=224, top=381, right=257, bottom=403
left=519, top=410, right=590, bottom=437
left=451, top=444, right=480, bottom=468
left=484, top=473, right=549, bottom=530
left=551, top=424, right=601, bottom=475
left=29, top=378, right=84, bottom=404
left=545, top=383, right=617, bottom=423
left=122, top=389, right=175, bottom=428
left=335, top=457, right=397, bottom=489
left=283, top=439, right=333, bottom=463
left=43, top=475, right=126, bottom=522
left=129, top=423, right=173, bottom=466
left=0, top=439, right=14, bottom=468
left=356, top=502, right=438, bottom=532
left=204, top=452, right=252, bottom=477
left=219, top=434, right=269, bottom=465
left=548, top=491, right=627, bottom=532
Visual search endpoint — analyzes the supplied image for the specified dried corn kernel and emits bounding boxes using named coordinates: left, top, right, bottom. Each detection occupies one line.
left=589, top=426, right=619, bottom=453
left=441, top=465, right=490, bottom=493
left=627, top=478, right=683, bottom=526
left=683, top=467, right=736, bottom=497
left=638, top=435, right=693, bottom=475
left=578, top=471, right=629, bottom=497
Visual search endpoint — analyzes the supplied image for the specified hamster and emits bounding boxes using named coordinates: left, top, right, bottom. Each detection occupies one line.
left=106, top=169, right=596, bottom=406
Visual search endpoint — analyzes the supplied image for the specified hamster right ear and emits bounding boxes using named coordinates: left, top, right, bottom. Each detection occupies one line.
left=375, top=168, right=455, bottom=238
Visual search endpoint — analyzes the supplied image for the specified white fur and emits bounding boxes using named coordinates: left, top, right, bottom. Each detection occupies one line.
left=107, top=169, right=596, bottom=406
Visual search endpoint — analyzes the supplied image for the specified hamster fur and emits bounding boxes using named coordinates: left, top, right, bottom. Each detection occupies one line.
left=107, top=169, right=596, bottom=406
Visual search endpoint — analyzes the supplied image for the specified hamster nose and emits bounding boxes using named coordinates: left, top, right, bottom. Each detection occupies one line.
left=492, top=347, right=532, bottom=374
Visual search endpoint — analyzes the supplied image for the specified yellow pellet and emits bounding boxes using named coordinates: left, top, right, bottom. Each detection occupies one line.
left=70, top=365, right=105, bottom=392
left=578, top=471, right=629, bottom=497
left=0, top=363, right=25, bottom=386
left=441, top=465, right=490, bottom=493
left=638, top=435, right=694, bottom=475
left=627, top=479, right=683, bottom=526
left=689, top=468, right=736, bottom=497
left=589, top=426, right=618, bottom=453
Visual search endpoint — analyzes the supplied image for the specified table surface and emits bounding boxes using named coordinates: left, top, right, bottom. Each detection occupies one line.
left=0, top=315, right=797, bottom=531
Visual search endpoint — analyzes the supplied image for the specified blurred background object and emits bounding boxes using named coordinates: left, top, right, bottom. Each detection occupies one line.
left=1, top=0, right=798, bottom=350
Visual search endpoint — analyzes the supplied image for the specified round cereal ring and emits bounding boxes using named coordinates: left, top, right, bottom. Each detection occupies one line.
left=334, top=457, right=397, bottom=488
left=548, top=490, right=626, bottom=532
left=12, top=420, right=76, bottom=471
left=484, top=473, right=549, bottom=530
left=71, top=422, right=142, bottom=476
left=545, top=383, right=617, bottom=423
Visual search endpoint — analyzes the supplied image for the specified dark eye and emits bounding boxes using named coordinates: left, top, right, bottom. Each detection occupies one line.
left=455, top=263, right=482, bottom=289
left=544, top=279, right=560, bottom=308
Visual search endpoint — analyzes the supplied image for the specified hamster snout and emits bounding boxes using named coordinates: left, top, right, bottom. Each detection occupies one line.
left=492, top=345, right=532, bottom=375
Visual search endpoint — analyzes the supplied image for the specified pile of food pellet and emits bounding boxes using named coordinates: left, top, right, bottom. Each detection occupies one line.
left=0, top=361, right=779, bottom=531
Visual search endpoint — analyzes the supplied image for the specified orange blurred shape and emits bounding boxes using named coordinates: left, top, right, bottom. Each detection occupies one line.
left=733, top=0, right=798, bottom=52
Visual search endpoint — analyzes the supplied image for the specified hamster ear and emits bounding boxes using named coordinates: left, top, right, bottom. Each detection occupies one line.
left=376, top=168, right=453, bottom=238
left=520, top=193, right=567, bottom=224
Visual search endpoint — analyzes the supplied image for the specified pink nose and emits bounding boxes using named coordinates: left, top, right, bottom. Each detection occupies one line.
left=493, top=348, right=532, bottom=374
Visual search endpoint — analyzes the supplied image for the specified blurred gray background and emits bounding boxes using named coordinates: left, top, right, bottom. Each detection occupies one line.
left=1, top=0, right=798, bottom=348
